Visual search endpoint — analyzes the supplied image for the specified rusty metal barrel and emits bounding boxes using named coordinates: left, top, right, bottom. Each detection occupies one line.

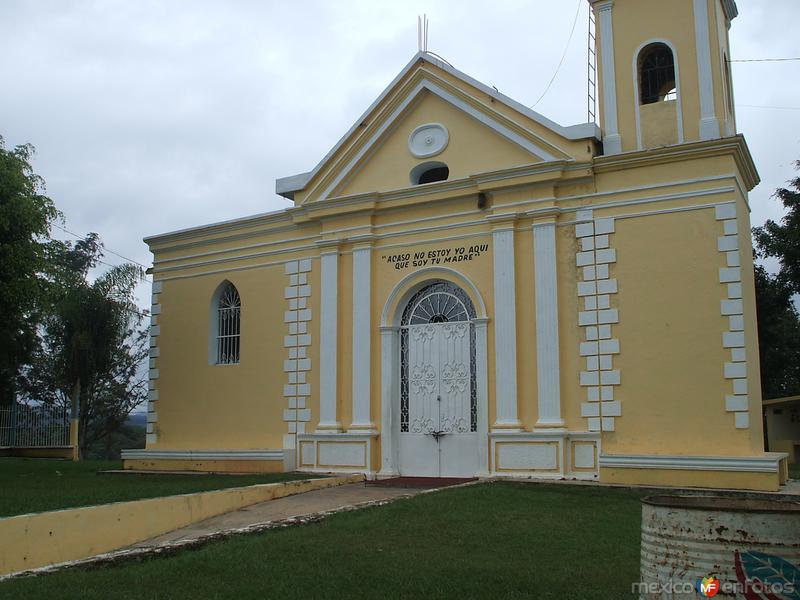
left=639, top=495, right=800, bottom=599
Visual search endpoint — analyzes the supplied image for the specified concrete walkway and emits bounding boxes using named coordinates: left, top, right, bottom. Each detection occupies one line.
left=129, top=482, right=423, bottom=549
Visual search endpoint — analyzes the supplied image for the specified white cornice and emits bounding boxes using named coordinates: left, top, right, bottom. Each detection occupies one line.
left=592, top=135, right=760, bottom=191
left=721, top=0, right=738, bottom=21
left=599, top=453, right=787, bottom=473
left=147, top=159, right=587, bottom=249
left=144, top=208, right=295, bottom=248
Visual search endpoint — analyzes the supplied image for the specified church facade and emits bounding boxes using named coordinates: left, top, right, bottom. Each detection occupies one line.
left=122, top=0, right=790, bottom=491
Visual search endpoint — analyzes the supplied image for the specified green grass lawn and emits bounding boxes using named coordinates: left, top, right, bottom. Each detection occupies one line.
left=0, top=482, right=645, bottom=600
left=0, top=458, right=314, bottom=517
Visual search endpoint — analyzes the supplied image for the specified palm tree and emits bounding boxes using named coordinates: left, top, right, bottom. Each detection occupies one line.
left=27, top=234, right=147, bottom=458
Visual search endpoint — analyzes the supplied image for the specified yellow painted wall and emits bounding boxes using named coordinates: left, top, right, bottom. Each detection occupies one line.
left=640, top=101, right=679, bottom=148
left=596, top=0, right=736, bottom=151
left=710, top=0, right=736, bottom=136
left=154, top=266, right=290, bottom=450
left=124, top=459, right=284, bottom=473
left=136, top=39, right=774, bottom=490
left=736, top=193, right=766, bottom=454
left=514, top=226, right=538, bottom=429
left=144, top=144, right=769, bottom=488
left=600, top=467, right=780, bottom=492
left=556, top=222, right=586, bottom=433
left=339, top=92, right=537, bottom=198
left=607, top=208, right=744, bottom=455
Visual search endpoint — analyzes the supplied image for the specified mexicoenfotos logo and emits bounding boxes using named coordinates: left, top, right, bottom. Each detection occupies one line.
left=696, top=576, right=720, bottom=597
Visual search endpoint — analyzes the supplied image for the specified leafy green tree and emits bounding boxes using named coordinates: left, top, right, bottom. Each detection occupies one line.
left=0, top=137, right=58, bottom=406
left=753, top=265, right=800, bottom=399
left=19, top=235, right=148, bottom=457
left=753, top=160, right=800, bottom=399
left=754, top=161, right=800, bottom=294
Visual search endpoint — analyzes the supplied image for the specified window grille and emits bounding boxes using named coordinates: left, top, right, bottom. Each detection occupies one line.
left=216, top=283, right=241, bottom=364
left=639, top=44, right=676, bottom=104
left=399, top=281, right=478, bottom=432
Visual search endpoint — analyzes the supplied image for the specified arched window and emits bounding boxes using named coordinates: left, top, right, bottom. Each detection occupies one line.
left=214, top=282, right=241, bottom=364
left=638, top=43, right=676, bottom=104
left=410, top=161, right=449, bottom=185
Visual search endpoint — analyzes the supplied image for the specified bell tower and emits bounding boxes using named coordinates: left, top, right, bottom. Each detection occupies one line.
left=589, top=0, right=739, bottom=155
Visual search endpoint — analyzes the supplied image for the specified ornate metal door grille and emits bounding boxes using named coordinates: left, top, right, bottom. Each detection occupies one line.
left=400, top=281, right=477, bottom=433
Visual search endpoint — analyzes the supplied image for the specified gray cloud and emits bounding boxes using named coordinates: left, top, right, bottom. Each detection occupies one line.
left=1, top=0, right=798, bottom=306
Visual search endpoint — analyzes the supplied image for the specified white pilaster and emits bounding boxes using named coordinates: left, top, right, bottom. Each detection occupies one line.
left=474, top=318, right=490, bottom=475
left=317, top=247, right=341, bottom=431
left=351, top=242, right=374, bottom=430
left=693, top=0, right=720, bottom=140
left=491, top=221, right=521, bottom=430
left=595, top=1, right=622, bottom=154
left=533, top=219, right=564, bottom=428
left=378, top=326, right=399, bottom=476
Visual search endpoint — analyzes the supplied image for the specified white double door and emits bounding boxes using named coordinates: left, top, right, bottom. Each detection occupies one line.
left=398, top=321, right=479, bottom=477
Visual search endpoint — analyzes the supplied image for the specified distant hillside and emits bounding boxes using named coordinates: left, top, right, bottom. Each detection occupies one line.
left=126, top=413, right=147, bottom=428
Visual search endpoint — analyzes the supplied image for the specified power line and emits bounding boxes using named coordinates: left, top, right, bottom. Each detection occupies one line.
left=531, top=0, right=582, bottom=108
left=51, top=223, right=152, bottom=279
left=728, top=57, right=800, bottom=63
left=737, top=104, right=800, bottom=111
left=52, top=223, right=148, bottom=268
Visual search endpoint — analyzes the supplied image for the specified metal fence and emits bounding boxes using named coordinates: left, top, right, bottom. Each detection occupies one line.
left=0, top=404, right=71, bottom=448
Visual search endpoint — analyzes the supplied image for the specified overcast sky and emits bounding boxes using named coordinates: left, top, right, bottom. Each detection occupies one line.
left=1, top=0, right=798, bottom=307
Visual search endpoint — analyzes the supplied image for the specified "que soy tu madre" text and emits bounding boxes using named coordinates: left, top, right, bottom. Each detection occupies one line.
left=381, top=244, right=489, bottom=270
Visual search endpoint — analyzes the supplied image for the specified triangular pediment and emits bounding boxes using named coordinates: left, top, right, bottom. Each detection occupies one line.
left=276, top=54, right=598, bottom=204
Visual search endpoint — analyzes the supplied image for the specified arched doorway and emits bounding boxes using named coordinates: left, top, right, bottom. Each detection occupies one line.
left=398, top=281, right=480, bottom=477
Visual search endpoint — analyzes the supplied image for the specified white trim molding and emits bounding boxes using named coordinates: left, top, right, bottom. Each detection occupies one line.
left=491, top=220, right=522, bottom=430
left=599, top=452, right=788, bottom=474
left=297, top=431, right=378, bottom=476
left=474, top=318, right=490, bottom=476
left=594, top=0, right=622, bottom=154
left=574, top=209, right=622, bottom=433
left=532, top=218, right=563, bottom=427
left=378, top=326, right=400, bottom=477
left=491, top=430, right=600, bottom=480
left=350, top=242, right=375, bottom=430
left=721, top=0, right=738, bottom=22
left=715, top=203, right=750, bottom=429
left=317, top=246, right=341, bottom=431
left=381, top=266, right=488, bottom=326
left=120, top=449, right=285, bottom=461
left=283, top=258, right=314, bottom=470
left=693, top=0, right=720, bottom=140
left=146, top=281, right=163, bottom=445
